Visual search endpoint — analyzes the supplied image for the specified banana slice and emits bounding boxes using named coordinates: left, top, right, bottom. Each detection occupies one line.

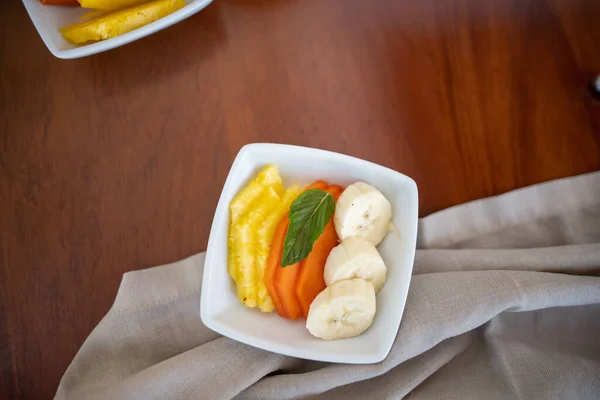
left=324, top=237, right=387, bottom=291
left=306, top=279, right=376, bottom=340
left=334, top=182, right=392, bottom=246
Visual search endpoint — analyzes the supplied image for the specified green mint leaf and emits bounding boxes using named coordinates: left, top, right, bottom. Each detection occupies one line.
left=281, top=188, right=335, bottom=267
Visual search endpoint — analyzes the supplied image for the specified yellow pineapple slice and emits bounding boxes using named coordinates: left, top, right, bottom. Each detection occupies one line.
left=256, top=185, right=302, bottom=312
left=234, top=187, right=280, bottom=307
left=228, top=183, right=264, bottom=281
left=228, top=165, right=283, bottom=281
left=255, top=164, right=284, bottom=196
left=229, top=165, right=284, bottom=222
left=229, top=182, right=264, bottom=225
left=60, top=0, right=185, bottom=44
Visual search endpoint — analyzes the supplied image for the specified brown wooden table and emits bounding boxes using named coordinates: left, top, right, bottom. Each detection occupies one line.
left=1, top=0, right=599, bottom=398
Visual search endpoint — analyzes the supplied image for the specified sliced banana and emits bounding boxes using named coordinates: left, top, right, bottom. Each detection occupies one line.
left=306, top=278, right=376, bottom=340
left=324, top=237, right=387, bottom=291
left=334, top=182, right=392, bottom=246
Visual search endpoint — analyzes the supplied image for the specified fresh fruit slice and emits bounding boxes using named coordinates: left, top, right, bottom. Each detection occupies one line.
left=264, top=217, right=289, bottom=316
left=234, top=187, right=280, bottom=307
left=296, top=184, right=343, bottom=318
left=228, top=184, right=264, bottom=282
left=257, top=185, right=302, bottom=312
left=274, top=260, right=302, bottom=319
left=274, top=180, right=329, bottom=319
left=255, top=164, right=285, bottom=196
left=266, top=180, right=328, bottom=319
left=60, top=0, right=186, bottom=44
left=228, top=165, right=284, bottom=281
left=324, top=236, right=387, bottom=291
left=306, top=278, right=376, bottom=340
left=229, top=165, right=284, bottom=223
left=334, top=182, right=392, bottom=246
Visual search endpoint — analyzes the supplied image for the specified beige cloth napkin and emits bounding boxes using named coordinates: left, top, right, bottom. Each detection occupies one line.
left=56, top=172, right=600, bottom=400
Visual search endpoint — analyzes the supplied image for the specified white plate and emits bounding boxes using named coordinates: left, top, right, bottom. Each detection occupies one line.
left=22, top=0, right=213, bottom=59
left=200, top=143, right=419, bottom=364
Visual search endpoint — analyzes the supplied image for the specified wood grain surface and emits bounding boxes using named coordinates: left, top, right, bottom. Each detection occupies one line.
left=1, top=0, right=600, bottom=397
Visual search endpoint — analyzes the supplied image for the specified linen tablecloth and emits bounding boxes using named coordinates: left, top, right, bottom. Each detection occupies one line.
left=56, top=171, right=600, bottom=399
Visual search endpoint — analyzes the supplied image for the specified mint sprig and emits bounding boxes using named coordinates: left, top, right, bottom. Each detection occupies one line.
left=281, top=189, right=335, bottom=267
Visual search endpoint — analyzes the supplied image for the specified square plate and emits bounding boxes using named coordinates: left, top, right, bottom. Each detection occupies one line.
left=22, top=0, right=213, bottom=59
left=200, top=143, right=418, bottom=364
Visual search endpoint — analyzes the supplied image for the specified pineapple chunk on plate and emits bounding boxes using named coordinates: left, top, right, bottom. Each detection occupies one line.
left=60, top=0, right=186, bottom=44
left=234, top=187, right=280, bottom=307
left=228, top=165, right=283, bottom=281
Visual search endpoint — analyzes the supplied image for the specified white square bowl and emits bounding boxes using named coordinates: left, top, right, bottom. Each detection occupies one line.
left=22, top=0, right=213, bottom=59
left=201, top=143, right=418, bottom=364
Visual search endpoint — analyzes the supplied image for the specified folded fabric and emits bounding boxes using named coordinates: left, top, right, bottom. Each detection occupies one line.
left=56, top=171, right=600, bottom=400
